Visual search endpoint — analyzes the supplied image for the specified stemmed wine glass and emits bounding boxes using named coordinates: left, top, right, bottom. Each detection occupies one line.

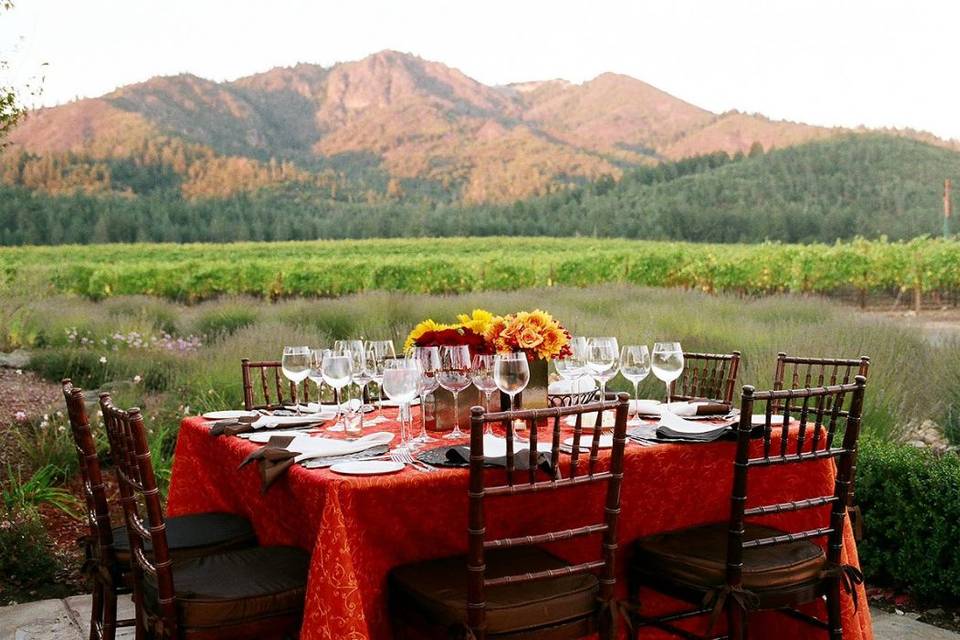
left=366, top=340, right=396, bottom=424
left=652, top=342, right=685, bottom=404
left=321, top=350, right=353, bottom=431
left=281, top=346, right=311, bottom=415
left=494, top=353, right=530, bottom=443
left=471, top=354, right=498, bottom=436
left=348, top=346, right=373, bottom=431
left=382, top=357, right=421, bottom=451
left=620, top=345, right=651, bottom=425
left=438, top=345, right=472, bottom=440
left=309, top=348, right=331, bottom=406
left=586, top=337, right=619, bottom=401
left=412, top=346, right=441, bottom=444
left=555, top=336, right=590, bottom=400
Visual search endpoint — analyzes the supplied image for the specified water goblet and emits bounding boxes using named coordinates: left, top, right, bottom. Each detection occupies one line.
left=471, top=354, right=498, bottom=436
left=281, top=346, right=311, bottom=414
left=412, top=346, right=441, bottom=444
left=382, top=357, right=421, bottom=451
left=438, top=345, right=472, bottom=439
left=620, top=344, right=651, bottom=425
left=494, top=353, right=530, bottom=443
left=652, top=342, right=685, bottom=403
left=321, top=351, right=353, bottom=432
left=586, top=337, right=619, bottom=401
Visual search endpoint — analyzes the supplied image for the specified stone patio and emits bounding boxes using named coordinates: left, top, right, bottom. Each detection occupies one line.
left=0, top=597, right=955, bottom=639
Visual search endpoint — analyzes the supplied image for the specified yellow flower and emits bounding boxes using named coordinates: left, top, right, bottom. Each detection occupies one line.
left=456, top=309, right=496, bottom=336
left=403, top=318, right=453, bottom=353
left=517, top=327, right=544, bottom=350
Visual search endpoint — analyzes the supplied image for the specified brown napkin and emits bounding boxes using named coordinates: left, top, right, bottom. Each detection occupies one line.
left=210, top=420, right=255, bottom=437
left=694, top=402, right=732, bottom=416
left=238, top=435, right=297, bottom=493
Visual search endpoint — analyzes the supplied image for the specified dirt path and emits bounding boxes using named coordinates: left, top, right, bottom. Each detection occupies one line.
left=0, top=367, right=63, bottom=469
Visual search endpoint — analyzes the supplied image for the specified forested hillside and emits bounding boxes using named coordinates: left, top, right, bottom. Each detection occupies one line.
left=1, top=134, right=957, bottom=245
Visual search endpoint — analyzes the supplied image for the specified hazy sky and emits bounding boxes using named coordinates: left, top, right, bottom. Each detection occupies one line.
left=2, top=0, right=958, bottom=139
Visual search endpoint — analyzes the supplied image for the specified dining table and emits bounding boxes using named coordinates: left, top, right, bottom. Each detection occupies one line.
left=167, top=408, right=873, bottom=640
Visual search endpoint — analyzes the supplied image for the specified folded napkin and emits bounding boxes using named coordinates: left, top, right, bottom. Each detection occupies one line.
left=655, top=410, right=732, bottom=442
left=416, top=434, right=555, bottom=471
left=666, top=401, right=732, bottom=417
left=239, top=432, right=395, bottom=491
left=208, top=415, right=258, bottom=437
left=441, top=446, right=556, bottom=474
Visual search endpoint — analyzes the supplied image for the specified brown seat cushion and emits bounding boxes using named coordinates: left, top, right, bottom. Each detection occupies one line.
left=113, top=512, right=256, bottom=564
left=634, top=523, right=826, bottom=592
left=389, top=546, right=599, bottom=636
left=143, top=546, right=309, bottom=630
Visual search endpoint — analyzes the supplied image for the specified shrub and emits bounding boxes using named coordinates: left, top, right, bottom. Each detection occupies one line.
left=0, top=506, right=59, bottom=592
left=2, top=464, right=80, bottom=518
left=193, top=306, right=258, bottom=340
left=857, top=439, right=960, bottom=604
left=13, top=415, right=80, bottom=482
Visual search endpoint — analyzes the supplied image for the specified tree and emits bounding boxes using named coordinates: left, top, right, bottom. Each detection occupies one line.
left=1, top=1, right=27, bottom=148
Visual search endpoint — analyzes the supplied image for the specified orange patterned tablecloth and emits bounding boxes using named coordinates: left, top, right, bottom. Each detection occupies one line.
left=167, top=415, right=873, bottom=640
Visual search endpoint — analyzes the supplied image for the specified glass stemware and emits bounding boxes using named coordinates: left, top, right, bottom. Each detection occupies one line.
left=471, top=354, right=498, bottom=436
left=620, top=344, right=651, bottom=425
left=438, top=345, right=472, bottom=439
left=366, top=340, right=396, bottom=424
left=652, top=342, right=685, bottom=403
left=382, top=357, right=421, bottom=451
left=555, top=336, right=591, bottom=400
left=412, top=346, right=440, bottom=444
left=494, top=353, right=530, bottom=443
left=281, top=346, right=311, bottom=414
left=349, top=347, right=373, bottom=432
left=309, top=348, right=331, bottom=405
left=586, top=337, right=620, bottom=401
left=321, top=351, right=353, bottom=432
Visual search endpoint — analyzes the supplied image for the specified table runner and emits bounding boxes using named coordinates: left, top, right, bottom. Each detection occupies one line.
left=168, top=415, right=873, bottom=640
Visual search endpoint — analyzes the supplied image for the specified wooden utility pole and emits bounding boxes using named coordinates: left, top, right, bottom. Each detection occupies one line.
left=945, top=178, right=953, bottom=239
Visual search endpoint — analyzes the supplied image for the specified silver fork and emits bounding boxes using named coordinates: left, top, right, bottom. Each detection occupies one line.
left=392, top=449, right=436, bottom=473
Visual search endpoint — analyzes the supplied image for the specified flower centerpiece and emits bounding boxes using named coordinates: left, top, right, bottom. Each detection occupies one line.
left=405, top=309, right=571, bottom=430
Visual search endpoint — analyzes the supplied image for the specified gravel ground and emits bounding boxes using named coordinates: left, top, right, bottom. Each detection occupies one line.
left=0, top=368, right=62, bottom=469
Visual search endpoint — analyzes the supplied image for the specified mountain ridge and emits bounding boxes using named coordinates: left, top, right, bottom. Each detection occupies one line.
left=4, top=50, right=958, bottom=203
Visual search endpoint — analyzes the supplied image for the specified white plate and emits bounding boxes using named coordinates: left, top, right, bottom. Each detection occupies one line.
left=202, top=410, right=258, bottom=420
left=563, top=434, right=613, bottom=450
left=329, top=460, right=405, bottom=476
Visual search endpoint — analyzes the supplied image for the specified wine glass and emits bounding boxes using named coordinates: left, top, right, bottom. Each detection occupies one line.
left=652, top=342, right=684, bottom=403
left=349, top=347, right=373, bottom=432
left=309, top=348, right=331, bottom=406
left=382, top=357, right=421, bottom=451
left=366, top=340, right=396, bottom=424
left=471, top=354, right=498, bottom=436
left=494, top=353, right=530, bottom=443
left=321, top=351, right=353, bottom=432
left=412, top=346, right=441, bottom=444
left=281, top=346, right=311, bottom=414
left=438, top=345, right=472, bottom=440
left=555, top=337, right=589, bottom=399
left=586, top=337, right=620, bottom=401
left=620, top=345, right=651, bottom=425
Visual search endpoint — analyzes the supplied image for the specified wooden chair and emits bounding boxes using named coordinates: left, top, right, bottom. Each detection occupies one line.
left=62, top=380, right=133, bottom=640
left=241, top=359, right=313, bottom=410
left=99, top=393, right=310, bottom=640
left=669, top=351, right=741, bottom=404
left=389, top=393, right=631, bottom=640
left=628, top=376, right=867, bottom=639
left=63, top=382, right=259, bottom=640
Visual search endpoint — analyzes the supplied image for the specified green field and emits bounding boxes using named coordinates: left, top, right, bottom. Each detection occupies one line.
left=3, top=236, right=960, bottom=302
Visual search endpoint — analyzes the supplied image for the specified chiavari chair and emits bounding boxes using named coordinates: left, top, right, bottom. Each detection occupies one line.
left=241, top=358, right=312, bottom=411
left=63, top=381, right=258, bottom=640
left=389, top=393, right=631, bottom=639
left=99, top=393, right=310, bottom=639
left=628, top=376, right=867, bottom=639
left=669, top=351, right=741, bottom=404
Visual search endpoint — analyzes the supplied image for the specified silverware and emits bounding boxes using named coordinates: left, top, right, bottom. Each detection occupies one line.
left=391, top=449, right=437, bottom=473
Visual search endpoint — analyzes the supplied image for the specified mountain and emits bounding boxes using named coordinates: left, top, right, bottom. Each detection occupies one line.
left=8, top=50, right=953, bottom=205
left=3, top=134, right=959, bottom=246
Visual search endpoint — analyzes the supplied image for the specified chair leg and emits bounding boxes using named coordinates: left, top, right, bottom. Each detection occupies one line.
left=826, top=579, right=844, bottom=639
left=101, top=581, right=117, bottom=640
left=89, top=580, right=104, bottom=640
left=726, top=600, right=748, bottom=640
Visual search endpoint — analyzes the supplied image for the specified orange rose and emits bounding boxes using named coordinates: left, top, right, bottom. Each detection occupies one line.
left=517, top=326, right=544, bottom=350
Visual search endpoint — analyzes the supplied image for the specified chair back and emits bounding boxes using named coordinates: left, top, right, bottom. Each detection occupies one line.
left=241, top=358, right=312, bottom=410
left=61, top=380, right=116, bottom=581
left=726, top=377, right=867, bottom=591
left=773, top=353, right=869, bottom=414
left=670, top=351, right=741, bottom=404
left=548, top=389, right=600, bottom=408
left=467, top=393, right=630, bottom=638
left=99, top=393, right=177, bottom=638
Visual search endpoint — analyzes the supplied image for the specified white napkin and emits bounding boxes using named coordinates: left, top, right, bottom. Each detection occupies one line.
left=632, top=399, right=663, bottom=415
left=287, top=432, right=396, bottom=463
left=548, top=378, right=598, bottom=395
left=480, top=434, right=553, bottom=458
left=657, top=410, right=717, bottom=435
left=751, top=414, right=787, bottom=426
left=251, top=414, right=333, bottom=430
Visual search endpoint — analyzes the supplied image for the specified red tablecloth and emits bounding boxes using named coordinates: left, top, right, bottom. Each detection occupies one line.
left=168, top=415, right=873, bottom=640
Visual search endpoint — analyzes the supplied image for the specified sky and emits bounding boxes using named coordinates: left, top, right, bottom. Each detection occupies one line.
left=2, top=0, right=958, bottom=140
